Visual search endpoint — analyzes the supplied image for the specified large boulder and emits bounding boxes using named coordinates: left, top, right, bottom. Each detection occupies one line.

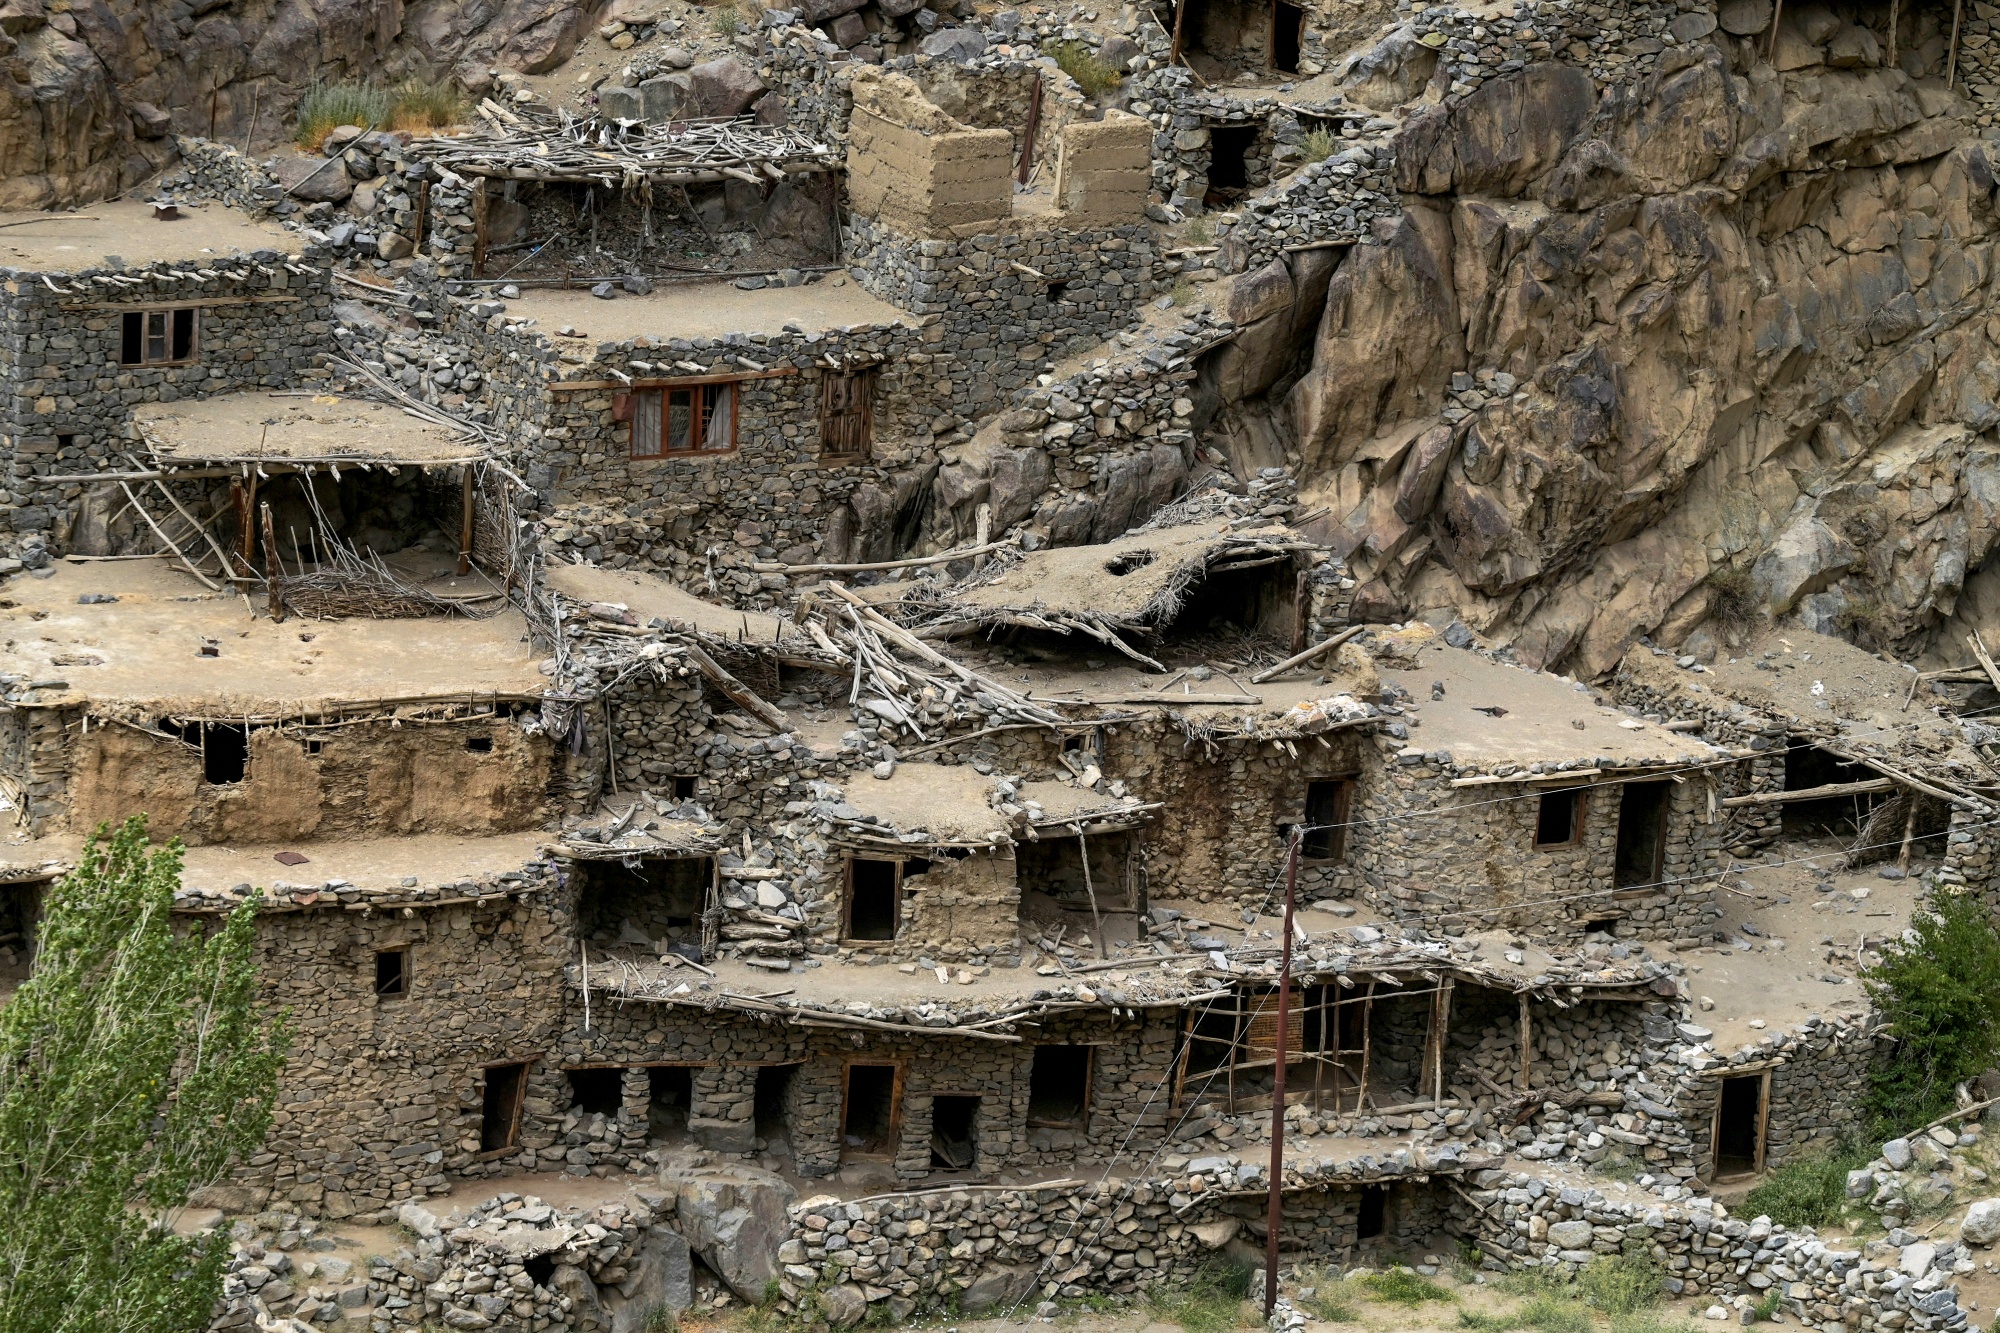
left=640, top=73, right=695, bottom=122
left=673, top=1168, right=797, bottom=1301
left=918, top=27, right=986, bottom=60
left=604, top=1228, right=693, bottom=1332
left=686, top=57, right=764, bottom=118
left=959, top=1263, right=1039, bottom=1315
left=1964, top=1199, right=2000, bottom=1246
left=1393, top=61, right=1593, bottom=196
left=274, top=153, right=355, bottom=203
left=1752, top=509, right=1859, bottom=614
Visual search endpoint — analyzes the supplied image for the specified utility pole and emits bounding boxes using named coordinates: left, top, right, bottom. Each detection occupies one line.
left=1264, top=828, right=1301, bottom=1317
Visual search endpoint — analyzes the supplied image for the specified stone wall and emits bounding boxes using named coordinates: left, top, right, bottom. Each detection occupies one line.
left=0, top=250, right=334, bottom=544
left=169, top=137, right=283, bottom=214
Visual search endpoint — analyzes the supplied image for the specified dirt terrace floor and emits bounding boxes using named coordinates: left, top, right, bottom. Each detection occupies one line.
left=0, top=199, right=301, bottom=270
left=504, top=273, right=911, bottom=344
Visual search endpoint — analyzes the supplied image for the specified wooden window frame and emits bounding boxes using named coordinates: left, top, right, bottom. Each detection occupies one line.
left=373, top=946, right=410, bottom=999
left=842, top=855, right=920, bottom=943
left=628, top=380, right=739, bottom=459
left=840, top=1059, right=905, bottom=1161
left=1025, top=1043, right=1094, bottom=1131
left=1300, top=776, right=1353, bottom=861
left=819, top=367, right=877, bottom=461
left=119, top=307, right=200, bottom=367
left=475, top=1057, right=536, bottom=1159
left=1533, top=787, right=1586, bottom=850
left=1706, top=1068, right=1771, bottom=1181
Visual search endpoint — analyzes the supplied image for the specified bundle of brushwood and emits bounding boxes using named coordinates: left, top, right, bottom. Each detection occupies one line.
left=410, top=100, right=840, bottom=187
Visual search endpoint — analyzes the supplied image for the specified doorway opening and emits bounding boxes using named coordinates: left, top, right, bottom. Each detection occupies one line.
left=842, top=1063, right=900, bottom=1157
left=1713, top=1073, right=1768, bottom=1178
left=480, top=1061, right=530, bottom=1153
left=1271, top=0, right=1303, bottom=71
left=159, top=719, right=253, bottom=785
left=846, top=857, right=925, bottom=942
left=929, top=1094, right=980, bottom=1170
left=1356, top=1185, right=1387, bottom=1240
left=649, top=1066, right=694, bottom=1142
left=1027, top=1045, right=1092, bottom=1128
left=1302, top=778, right=1351, bottom=860
left=756, top=1063, right=799, bottom=1152
left=575, top=856, right=714, bottom=957
left=1613, top=782, right=1670, bottom=888
left=1781, top=742, right=1884, bottom=836
left=1205, top=125, right=1257, bottom=202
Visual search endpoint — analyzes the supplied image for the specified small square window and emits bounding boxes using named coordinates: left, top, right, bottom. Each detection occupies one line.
left=120, top=307, right=198, bottom=366
left=374, top=948, right=408, bottom=998
left=1535, top=789, right=1582, bottom=848
left=302, top=738, right=324, bottom=756
left=671, top=775, right=697, bottom=800
left=466, top=735, right=493, bottom=753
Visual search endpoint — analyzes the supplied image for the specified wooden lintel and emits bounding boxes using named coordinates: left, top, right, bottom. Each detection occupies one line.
left=547, top=366, right=802, bottom=392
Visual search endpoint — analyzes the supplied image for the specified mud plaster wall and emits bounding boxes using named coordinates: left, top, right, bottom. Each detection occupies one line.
left=60, top=714, right=554, bottom=845
left=893, top=848, right=1022, bottom=956
left=847, top=68, right=1015, bottom=235
left=1054, top=113, right=1155, bottom=226
left=0, top=262, right=336, bottom=543
left=212, top=874, right=568, bottom=1221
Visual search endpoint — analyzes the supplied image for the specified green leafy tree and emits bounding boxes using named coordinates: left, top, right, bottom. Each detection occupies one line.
left=1863, top=890, right=2000, bottom=1131
left=0, top=816, right=289, bottom=1333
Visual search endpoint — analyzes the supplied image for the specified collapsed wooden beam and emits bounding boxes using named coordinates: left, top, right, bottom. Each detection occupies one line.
left=1719, top=777, right=1896, bottom=808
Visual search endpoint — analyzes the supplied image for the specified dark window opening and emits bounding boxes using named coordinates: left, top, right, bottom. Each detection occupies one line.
left=1016, top=837, right=1131, bottom=911
left=1714, top=1074, right=1766, bottom=1177
left=202, top=723, right=248, bottom=784
left=756, top=1063, right=799, bottom=1148
left=845, top=858, right=903, bottom=941
left=1356, top=1185, right=1387, bottom=1240
left=302, top=738, right=324, bottom=756
left=480, top=1061, right=529, bottom=1153
left=842, top=1063, right=899, bottom=1156
left=466, top=735, right=494, bottom=753
left=576, top=856, right=713, bottom=952
left=1582, top=916, right=1619, bottom=937
left=1162, top=558, right=1296, bottom=640
left=1613, top=782, right=1670, bottom=889
left=1271, top=0, right=1303, bottom=71
left=821, top=368, right=877, bottom=460
left=523, top=1254, right=557, bottom=1289
left=1535, top=789, right=1581, bottom=848
left=568, top=1066, right=623, bottom=1118
left=1205, top=124, right=1257, bottom=199
left=1184, top=1002, right=1241, bottom=1082
left=1781, top=742, right=1884, bottom=836
left=374, top=948, right=408, bottom=998
left=55, top=434, right=74, bottom=450
left=671, top=775, right=698, bottom=800
left=929, top=1094, right=979, bottom=1171
left=649, top=1065, right=694, bottom=1140
left=0, top=883, right=43, bottom=984
left=1046, top=280, right=1070, bottom=304
left=1302, top=779, right=1350, bottom=860
left=1027, top=1045, right=1091, bottom=1127
left=120, top=308, right=199, bottom=366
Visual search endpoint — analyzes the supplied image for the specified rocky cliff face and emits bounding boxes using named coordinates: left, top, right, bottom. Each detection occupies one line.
left=1234, top=17, right=2000, bottom=677
left=0, top=0, right=601, bottom=209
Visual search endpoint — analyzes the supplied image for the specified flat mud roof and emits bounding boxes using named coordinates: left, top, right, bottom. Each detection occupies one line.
left=0, top=200, right=300, bottom=274
left=504, top=277, right=912, bottom=346
left=0, top=560, right=542, bottom=714
left=137, top=393, right=485, bottom=466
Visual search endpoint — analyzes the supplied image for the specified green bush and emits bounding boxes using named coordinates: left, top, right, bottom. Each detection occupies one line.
left=1148, top=1259, right=1251, bottom=1333
left=1576, top=1255, right=1662, bottom=1316
left=295, top=81, right=392, bottom=150
left=709, top=6, right=744, bottom=35
left=1362, top=1269, right=1452, bottom=1307
left=1864, top=891, right=2000, bottom=1130
left=1300, top=128, right=1338, bottom=163
left=387, top=77, right=467, bottom=133
left=1741, top=1145, right=1872, bottom=1229
left=1048, top=40, right=1124, bottom=96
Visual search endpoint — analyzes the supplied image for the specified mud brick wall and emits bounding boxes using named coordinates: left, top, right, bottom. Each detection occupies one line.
left=847, top=67, right=1015, bottom=234
left=207, top=873, right=568, bottom=1222
left=0, top=255, right=334, bottom=543
left=49, top=711, right=554, bottom=845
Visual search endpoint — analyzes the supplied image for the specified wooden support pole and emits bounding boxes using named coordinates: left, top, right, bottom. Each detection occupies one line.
left=1768, top=0, right=1785, bottom=64
left=1950, top=0, right=1966, bottom=88
left=1249, top=625, right=1367, bottom=684
left=261, top=502, right=284, bottom=622
left=472, top=178, right=490, bottom=278
left=1432, top=978, right=1454, bottom=1103
left=1517, top=993, right=1532, bottom=1093
left=231, top=477, right=252, bottom=575
left=1899, top=797, right=1920, bottom=876
left=458, top=464, right=475, bottom=577
left=1263, top=831, right=1300, bottom=1319
left=1077, top=827, right=1108, bottom=961
left=1018, top=76, right=1043, bottom=185
left=1358, top=982, right=1375, bottom=1111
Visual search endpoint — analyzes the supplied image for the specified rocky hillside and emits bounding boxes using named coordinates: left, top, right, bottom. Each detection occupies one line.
left=1213, top=7, right=2000, bottom=676
left=0, top=0, right=605, bottom=209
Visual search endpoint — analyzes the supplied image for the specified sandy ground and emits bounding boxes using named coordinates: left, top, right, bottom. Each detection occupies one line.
left=136, top=394, right=478, bottom=464
left=0, top=829, right=549, bottom=892
left=504, top=274, right=911, bottom=344
left=0, top=560, right=542, bottom=712
left=1703, top=631, right=1938, bottom=734
left=0, top=200, right=300, bottom=271
left=546, top=564, right=793, bottom=640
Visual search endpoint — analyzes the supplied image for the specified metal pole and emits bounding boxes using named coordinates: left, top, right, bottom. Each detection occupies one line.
left=1264, top=830, right=1301, bottom=1317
